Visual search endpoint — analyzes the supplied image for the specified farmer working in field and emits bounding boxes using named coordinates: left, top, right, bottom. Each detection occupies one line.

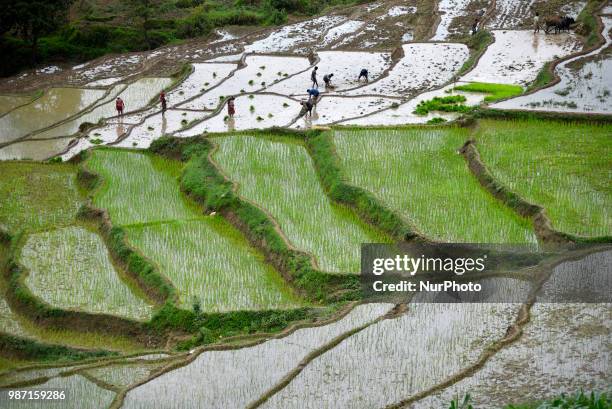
left=471, top=18, right=479, bottom=35
left=115, top=97, right=125, bottom=116
left=358, top=68, right=369, bottom=82
left=299, top=100, right=314, bottom=118
left=323, top=73, right=334, bottom=88
left=311, top=66, right=319, bottom=88
left=534, top=12, right=540, bottom=33
left=227, top=96, right=236, bottom=118
left=307, top=88, right=320, bottom=105
left=160, top=91, right=167, bottom=114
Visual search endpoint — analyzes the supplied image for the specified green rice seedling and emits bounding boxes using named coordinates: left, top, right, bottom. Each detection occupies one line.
left=476, top=119, right=612, bottom=237
left=250, top=105, right=255, bottom=112
left=125, top=219, right=303, bottom=310
left=2, top=375, right=115, bottom=409
left=256, top=116, right=264, bottom=121
left=213, top=135, right=390, bottom=273
left=256, top=72, right=262, bottom=77
left=90, top=138, right=103, bottom=145
left=334, top=128, right=536, bottom=244
left=248, top=80, right=255, bottom=85
left=21, top=226, right=153, bottom=321
left=86, top=150, right=197, bottom=226
left=453, top=82, right=523, bottom=102
left=413, top=95, right=473, bottom=116
left=427, top=117, right=447, bottom=124
left=0, top=296, right=29, bottom=338
left=0, top=162, right=81, bottom=233
left=282, top=102, right=289, bottom=108
left=249, top=95, right=255, bottom=99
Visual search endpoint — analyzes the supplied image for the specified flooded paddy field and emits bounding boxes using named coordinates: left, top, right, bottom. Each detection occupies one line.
left=213, top=135, right=390, bottom=273
left=85, top=149, right=302, bottom=310
left=0, top=0, right=610, bottom=407
left=333, top=128, right=537, bottom=243
left=475, top=119, right=612, bottom=237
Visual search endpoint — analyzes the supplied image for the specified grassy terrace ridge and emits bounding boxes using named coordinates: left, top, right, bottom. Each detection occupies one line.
left=84, top=148, right=305, bottom=311
left=453, top=82, right=523, bottom=102
left=475, top=119, right=612, bottom=238
left=211, top=134, right=391, bottom=273
left=333, top=127, right=538, bottom=244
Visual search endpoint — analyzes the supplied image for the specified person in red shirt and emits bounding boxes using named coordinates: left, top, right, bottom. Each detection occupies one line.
left=227, top=96, right=236, bottom=118
left=160, top=91, right=167, bottom=114
left=115, top=97, right=125, bottom=116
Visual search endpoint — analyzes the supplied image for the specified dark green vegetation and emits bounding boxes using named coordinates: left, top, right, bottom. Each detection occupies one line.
left=453, top=82, right=523, bottom=102
left=414, top=95, right=474, bottom=115
left=457, top=30, right=494, bottom=77
left=0, top=0, right=371, bottom=76
left=450, top=390, right=612, bottom=409
left=576, top=0, right=608, bottom=48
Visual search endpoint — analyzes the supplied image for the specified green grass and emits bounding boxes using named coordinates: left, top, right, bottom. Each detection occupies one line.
left=414, top=95, right=474, bottom=116
left=87, top=148, right=303, bottom=311
left=453, top=82, right=523, bottom=102
left=505, top=390, right=611, bottom=409
left=86, top=149, right=198, bottom=226
left=126, top=219, right=304, bottom=310
left=476, top=119, right=612, bottom=237
left=20, top=226, right=153, bottom=321
left=334, top=128, right=537, bottom=244
left=0, top=163, right=82, bottom=234
left=527, top=62, right=554, bottom=92
left=213, top=135, right=390, bottom=273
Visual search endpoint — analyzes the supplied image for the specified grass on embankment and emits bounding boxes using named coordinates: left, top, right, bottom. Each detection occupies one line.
left=333, top=128, right=537, bottom=244
left=0, top=162, right=82, bottom=234
left=475, top=119, right=612, bottom=238
left=453, top=82, right=523, bottom=102
left=212, top=134, right=391, bottom=273
left=85, top=148, right=305, bottom=311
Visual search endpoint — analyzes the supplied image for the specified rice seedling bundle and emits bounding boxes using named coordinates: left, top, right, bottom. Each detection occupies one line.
left=214, top=135, right=390, bottom=273
left=125, top=220, right=303, bottom=311
left=0, top=163, right=81, bottom=233
left=21, top=226, right=153, bottom=320
left=476, top=119, right=611, bottom=237
left=334, top=129, right=537, bottom=243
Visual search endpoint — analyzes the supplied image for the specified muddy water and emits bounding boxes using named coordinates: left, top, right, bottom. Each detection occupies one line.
left=494, top=17, right=612, bottom=113
left=0, top=137, right=74, bottom=161
left=31, top=78, right=173, bottom=141
left=291, top=96, right=395, bottom=129
left=0, top=95, right=31, bottom=115
left=0, top=88, right=106, bottom=144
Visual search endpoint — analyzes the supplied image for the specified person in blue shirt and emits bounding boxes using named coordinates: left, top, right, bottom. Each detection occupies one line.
left=307, top=88, right=320, bottom=104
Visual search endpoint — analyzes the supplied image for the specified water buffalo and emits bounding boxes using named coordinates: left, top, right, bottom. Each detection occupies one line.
left=544, top=16, right=575, bottom=34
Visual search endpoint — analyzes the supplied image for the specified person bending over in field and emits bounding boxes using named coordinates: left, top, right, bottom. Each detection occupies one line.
left=323, top=73, right=334, bottom=88
left=115, top=97, right=125, bottom=116
left=307, top=88, right=320, bottom=105
left=299, top=100, right=314, bottom=117
left=358, top=68, right=369, bottom=82
left=311, top=66, right=319, bottom=88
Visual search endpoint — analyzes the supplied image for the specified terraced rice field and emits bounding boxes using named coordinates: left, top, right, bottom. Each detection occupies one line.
left=476, top=119, right=612, bottom=237
left=0, top=88, right=106, bottom=144
left=21, top=226, right=153, bottom=320
left=86, top=149, right=303, bottom=310
left=333, top=128, right=537, bottom=243
left=122, top=304, right=392, bottom=409
left=261, top=303, right=520, bottom=408
left=213, top=135, right=390, bottom=273
left=0, top=162, right=81, bottom=233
